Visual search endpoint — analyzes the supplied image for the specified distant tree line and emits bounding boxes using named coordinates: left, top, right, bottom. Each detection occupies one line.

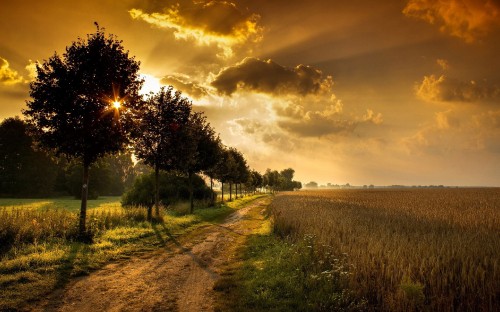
left=1, top=25, right=301, bottom=238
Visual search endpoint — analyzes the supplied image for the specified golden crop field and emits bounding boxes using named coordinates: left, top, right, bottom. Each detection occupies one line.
left=270, top=188, right=500, bottom=311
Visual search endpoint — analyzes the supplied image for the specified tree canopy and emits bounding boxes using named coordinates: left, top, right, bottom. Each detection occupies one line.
left=23, top=25, right=144, bottom=238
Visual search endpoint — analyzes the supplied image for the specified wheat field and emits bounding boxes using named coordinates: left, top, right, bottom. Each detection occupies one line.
left=270, top=188, right=500, bottom=311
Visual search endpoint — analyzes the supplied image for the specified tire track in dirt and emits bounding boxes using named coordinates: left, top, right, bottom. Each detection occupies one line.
left=28, top=196, right=272, bottom=312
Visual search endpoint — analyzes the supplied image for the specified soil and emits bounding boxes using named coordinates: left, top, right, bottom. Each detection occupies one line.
left=26, top=196, right=271, bottom=312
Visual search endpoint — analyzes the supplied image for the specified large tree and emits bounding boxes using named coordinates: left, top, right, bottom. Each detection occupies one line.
left=134, top=86, right=191, bottom=220
left=23, top=25, right=143, bottom=238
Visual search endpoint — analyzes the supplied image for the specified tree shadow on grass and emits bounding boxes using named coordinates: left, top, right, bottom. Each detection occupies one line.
left=54, top=242, right=82, bottom=289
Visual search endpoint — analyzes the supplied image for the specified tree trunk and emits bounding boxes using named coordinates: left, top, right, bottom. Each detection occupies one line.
left=154, top=165, right=160, bottom=220
left=79, top=164, right=90, bottom=239
left=229, top=182, right=232, bottom=201
left=235, top=183, right=238, bottom=199
left=221, top=181, right=224, bottom=203
left=188, top=172, right=194, bottom=214
left=147, top=205, right=152, bottom=221
left=210, top=177, right=214, bottom=205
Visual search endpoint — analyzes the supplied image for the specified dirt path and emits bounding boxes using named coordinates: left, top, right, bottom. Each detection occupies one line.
left=29, top=196, right=272, bottom=312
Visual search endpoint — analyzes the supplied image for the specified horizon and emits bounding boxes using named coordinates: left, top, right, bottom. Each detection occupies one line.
left=1, top=0, right=500, bottom=186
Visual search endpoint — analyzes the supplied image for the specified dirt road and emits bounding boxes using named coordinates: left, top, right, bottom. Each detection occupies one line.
left=29, top=196, right=272, bottom=312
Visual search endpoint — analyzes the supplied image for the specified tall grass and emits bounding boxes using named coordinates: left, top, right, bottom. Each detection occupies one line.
left=0, top=205, right=150, bottom=252
left=270, top=188, right=500, bottom=311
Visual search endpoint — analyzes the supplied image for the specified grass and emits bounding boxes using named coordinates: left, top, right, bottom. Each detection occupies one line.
left=269, top=188, right=500, bottom=311
left=0, top=194, right=265, bottom=311
left=213, top=196, right=365, bottom=312
left=0, top=196, right=122, bottom=212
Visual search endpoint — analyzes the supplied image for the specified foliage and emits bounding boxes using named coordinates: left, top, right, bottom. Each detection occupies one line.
left=121, top=171, right=214, bottom=209
left=262, top=168, right=301, bottom=192
left=24, top=25, right=143, bottom=166
left=23, top=24, right=144, bottom=236
left=270, top=188, right=500, bottom=311
left=170, top=111, right=222, bottom=212
left=65, top=153, right=135, bottom=199
left=0, top=117, right=59, bottom=197
left=134, top=86, right=191, bottom=172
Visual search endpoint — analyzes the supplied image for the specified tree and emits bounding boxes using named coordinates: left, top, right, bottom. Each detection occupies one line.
left=122, top=171, right=213, bottom=209
left=65, top=152, right=135, bottom=198
left=232, top=149, right=249, bottom=198
left=246, top=169, right=263, bottom=194
left=0, top=117, right=58, bottom=197
left=172, top=111, right=220, bottom=213
left=214, top=146, right=237, bottom=202
left=305, top=181, right=318, bottom=188
left=222, top=147, right=247, bottom=200
left=134, top=86, right=191, bottom=220
left=24, top=25, right=143, bottom=239
left=202, top=137, right=223, bottom=204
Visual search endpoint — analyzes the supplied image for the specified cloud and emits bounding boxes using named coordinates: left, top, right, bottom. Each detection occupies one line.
left=229, top=117, right=298, bottom=151
left=404, top=109, right=500, bottom=155
left=160, top=75, right=208, bottom=99
left=416, top=74, right=500, bottom=102
left=0, top=57, right=23, bottom=85
left=403, top=0, right=500, bottom=42
left=129, top=1, right=262, bottom=58
left=25, top=60, right=38, bottom=81
left=211, top=57, right=333, bottom=96
left=403, top=110, right=463, bottom=154
left=363, top=109, right=384, bottom=125
left=273, top=99, right=356, bottom=137
left=436, top=58, right=450, bottom=70
left=278, top=117, right=357, bottom=138
left=232, top=118, right=264, bottom=135
left=435, top=110, right=460, bottom=129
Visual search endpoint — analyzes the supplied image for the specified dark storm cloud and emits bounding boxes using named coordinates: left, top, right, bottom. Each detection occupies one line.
left=211, top=57, right=333, bottom=96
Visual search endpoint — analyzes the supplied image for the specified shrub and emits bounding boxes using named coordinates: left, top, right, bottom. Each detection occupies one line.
left=122, top=171, right=214, bottom=208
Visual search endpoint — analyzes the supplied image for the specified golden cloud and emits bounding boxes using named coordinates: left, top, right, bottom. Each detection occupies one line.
left=211, top=57, right=334, bottom=96
left=473, top=110, right=500, bottom=129
left=404, top=108, right=500, bottom=156
left=129, top=1, right=262, bottom=58
left=25, top=60, right=38, bottom=81
left=416, top=74, right=500, bottom=102
left=0, top=57, right=23, bottom=85
left=403, top=0, right=500, bottom=42
left=436, top=58, right=450, bottom=71
left=160, top=75, right=208, bottom=99
left=363, top=109, right=384, bottom=125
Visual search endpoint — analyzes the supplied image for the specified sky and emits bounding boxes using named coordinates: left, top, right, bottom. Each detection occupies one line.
left=1, top=0, right=500, bottom=186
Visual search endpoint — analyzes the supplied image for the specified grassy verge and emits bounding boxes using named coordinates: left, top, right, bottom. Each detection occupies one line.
left=0, top=195, right=265, bottom=311
left=214, top=198, right=365, bottom=312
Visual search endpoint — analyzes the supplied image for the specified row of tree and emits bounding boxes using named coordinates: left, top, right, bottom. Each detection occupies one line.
left=16, top=25, right=300, bottom=238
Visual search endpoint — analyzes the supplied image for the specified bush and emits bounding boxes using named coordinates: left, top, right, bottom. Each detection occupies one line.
left=122, top=171, right=214, bottom=208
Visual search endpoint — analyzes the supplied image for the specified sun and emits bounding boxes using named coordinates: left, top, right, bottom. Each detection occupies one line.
left=112, top=100, right=121, bottom=109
